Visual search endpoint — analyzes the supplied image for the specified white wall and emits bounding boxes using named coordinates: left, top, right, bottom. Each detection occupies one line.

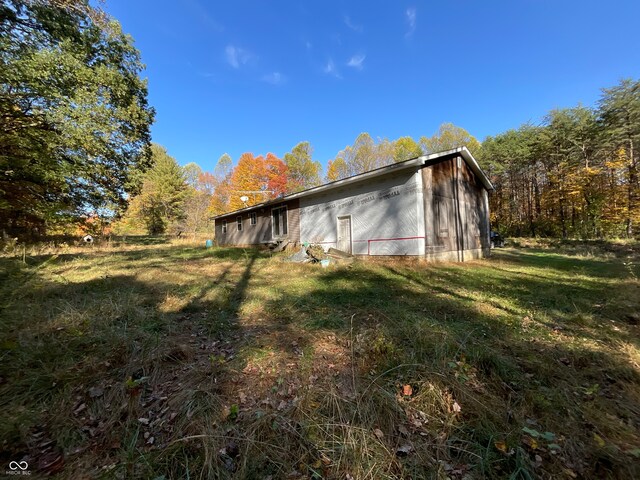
left=300, top=169, right=425, bottom=255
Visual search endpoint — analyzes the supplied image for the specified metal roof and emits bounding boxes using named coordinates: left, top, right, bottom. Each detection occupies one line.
left=213, top=147, right=493, bottom=220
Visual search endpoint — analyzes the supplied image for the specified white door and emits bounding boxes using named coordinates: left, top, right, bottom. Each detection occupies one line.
left=337, top=216, right=352, bottom=253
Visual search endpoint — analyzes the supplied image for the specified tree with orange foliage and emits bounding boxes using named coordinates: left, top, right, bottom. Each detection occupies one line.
left=265, top=153, right=288, bottom=197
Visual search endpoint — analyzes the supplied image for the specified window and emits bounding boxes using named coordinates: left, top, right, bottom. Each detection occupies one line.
left=237, top=216, right=243, bottom=231
left=250, top=212, right=257, bottom=226
left=221, top=220, right=227, bottom=234
left=272, top=206, right=288, bottom=237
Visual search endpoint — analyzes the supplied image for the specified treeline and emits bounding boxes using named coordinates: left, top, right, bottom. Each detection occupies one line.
left=115, top=126, right=482, bottom=236
left=480, top=79, right=639, bottom=239
left=204, top=123, right=481, bottom=218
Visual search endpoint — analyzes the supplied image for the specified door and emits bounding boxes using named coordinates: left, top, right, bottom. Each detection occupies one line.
left=337, top=216, right=352, bottom=254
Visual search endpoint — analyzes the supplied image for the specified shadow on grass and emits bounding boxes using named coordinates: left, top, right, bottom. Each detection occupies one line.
left=0, top=246, right=638, bottom=479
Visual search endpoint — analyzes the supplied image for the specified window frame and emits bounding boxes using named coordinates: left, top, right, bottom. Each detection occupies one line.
left=249, top=212, right=257, bottom=226
left=221, top=220, right=227, bottom=234
left=237, top=216, right=243, bottom=232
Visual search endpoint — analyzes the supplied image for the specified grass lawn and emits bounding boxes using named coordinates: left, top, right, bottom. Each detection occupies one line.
left=1, top=238, right=639, bottom=479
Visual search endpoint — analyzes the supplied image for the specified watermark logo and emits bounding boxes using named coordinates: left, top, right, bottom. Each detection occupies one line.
left=6, top=460, right=31, bottom=476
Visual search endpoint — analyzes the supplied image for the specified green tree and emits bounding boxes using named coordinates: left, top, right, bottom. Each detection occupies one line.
left=121, top=144, right=187, bottom=234
left=0, top=0, right=154, bottom=237
left=283, top=141, right=321, bottom=192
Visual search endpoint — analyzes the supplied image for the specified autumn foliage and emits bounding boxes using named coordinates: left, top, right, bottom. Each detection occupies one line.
left=223, top=153, right=288, bottom=211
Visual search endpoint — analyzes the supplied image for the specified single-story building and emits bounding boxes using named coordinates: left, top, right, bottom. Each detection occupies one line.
left=213, top=147, right=493, bottom=261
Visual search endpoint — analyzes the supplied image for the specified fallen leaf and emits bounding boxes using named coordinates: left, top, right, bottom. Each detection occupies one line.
left=402, top=384, right=413, bottom=396
left=494, top=440, right=508, bottom=453
left=452, top=401, right=461, bottom=413
left=373, top=428, right=384, bottom=440
left=138, top=417, right=150, bottom=425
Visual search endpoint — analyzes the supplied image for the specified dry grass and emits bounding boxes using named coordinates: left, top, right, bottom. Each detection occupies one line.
left=0, top=237, right=639, bottom=479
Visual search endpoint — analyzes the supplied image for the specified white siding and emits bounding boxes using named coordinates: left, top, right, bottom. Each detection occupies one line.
left=300, top=170, right=423, bottom=256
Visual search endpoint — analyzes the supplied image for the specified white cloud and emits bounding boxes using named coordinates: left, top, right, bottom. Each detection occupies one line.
left=343, top=15, right=363, bottom=33
left=346, top=54, right=366, bottom=70
left=405, top=7, right=417, bottom=37
left=324, top=58, right=341, bottom=79
left=225, top=45, right=252, bottom=69
left=262, top=72, right=286, bottom=85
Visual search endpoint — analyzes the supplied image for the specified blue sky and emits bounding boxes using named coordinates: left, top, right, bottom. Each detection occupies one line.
left=103, top=0, right=640, bottom=172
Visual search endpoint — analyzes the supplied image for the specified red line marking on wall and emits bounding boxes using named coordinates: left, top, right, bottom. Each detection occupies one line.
left=364, top=236, right=426, bottom=255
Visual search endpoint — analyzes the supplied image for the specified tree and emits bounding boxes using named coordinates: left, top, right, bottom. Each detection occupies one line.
left=351, top=132, right=382, bottom=174
left=183, top=162, right=203, bottom=189
left=329, top=132, right=393, bottom=179
left=392, top=136, right=423, bottom=162
left=420, top=123, right=481, bottom=154
left=0, top=0, right=154, bottom=237
left=119, top=144, right=187, bottom=234
left=226, top=152, right=286, bottom=211
left=283, top=141, right=321, bottom=192
left=208, top=153, right=234, bottom=216
left=326, top=157, right=348, bottom=182
left=181, top=168, right=214, bottom=238
left=214, top=153, right=233, bottom=180
left=265, top=153, right=288, bottom=197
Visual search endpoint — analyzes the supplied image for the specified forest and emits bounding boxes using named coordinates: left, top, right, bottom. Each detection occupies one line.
left=1, top=0, right=639, bottom=241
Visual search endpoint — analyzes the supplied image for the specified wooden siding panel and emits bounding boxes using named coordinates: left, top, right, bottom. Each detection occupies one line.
left=422, top=155, right=490, bottom=256
left=214, top=198, right=300, bottom=246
